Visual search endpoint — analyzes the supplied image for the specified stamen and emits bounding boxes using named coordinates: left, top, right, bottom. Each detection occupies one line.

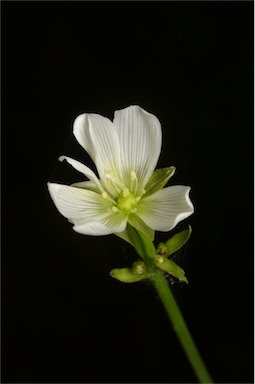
left=104, top=169, right=113, bottom=186
left=104, top=168, right=125, bottom=194
left=107, top=207, right=119, bottom=212
left=101, top=191, right=108, bottom=199
left=135, top=188, right=146, bottom=200
left=102, top=191, right=118, bottom=205
left=135, top=188, right=146, bottom=202
left=105, top=169, right=112, bottom=179
left=130, top=170, right=137, bottom=182
left=131, top=208, right=137, bottom=213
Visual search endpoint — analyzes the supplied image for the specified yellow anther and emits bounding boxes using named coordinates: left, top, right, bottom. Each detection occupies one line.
left=130, top=170, right=137, bottom=182
left=122, top=188, right=130, bottom=197
left=105, top=169, right=112, bottom=179
left=131, top=208, right=137, bottom=213
left=101, top=191, right=108, bottom=199
left=111, top=206, right=119, bottom=212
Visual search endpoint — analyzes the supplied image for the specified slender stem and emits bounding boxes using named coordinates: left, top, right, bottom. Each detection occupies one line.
left=152, top=270, right=213, bottom=383
left=127, top=225, right=213, bottom=383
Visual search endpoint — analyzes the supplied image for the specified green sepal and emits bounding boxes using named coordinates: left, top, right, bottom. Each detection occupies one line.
left=115, top=211, right=155, bottom=247
left=110, top=261, right=150, bottom=283
left=128, top=214, right=155, bottom=241
left=157, top=226, right=192, bottom=257
left=154, top=256, right=188, bottom=283
left=126, top=224, right=156, bottom=261
left=126, top=224, right=147, bottom=259
left=144, top=166, right=176, bottom=196
left=138, top=230, right=156, bottom=260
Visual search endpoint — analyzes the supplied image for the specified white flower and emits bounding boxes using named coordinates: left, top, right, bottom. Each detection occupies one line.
left=48, top=105, right=194, bottom=239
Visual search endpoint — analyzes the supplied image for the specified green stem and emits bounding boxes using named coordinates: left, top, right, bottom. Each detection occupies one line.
left=127, top=225, right=213, bottom=383
left=153, top=271, right=213, bottom=383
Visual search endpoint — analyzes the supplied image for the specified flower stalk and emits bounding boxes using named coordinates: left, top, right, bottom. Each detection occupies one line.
left=153, top=272, right=213, bottom=383
left=126, top=225, right=213, bottom=384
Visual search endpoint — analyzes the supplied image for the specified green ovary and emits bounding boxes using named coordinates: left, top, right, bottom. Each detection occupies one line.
left=117, top=193, right=137, bottom=215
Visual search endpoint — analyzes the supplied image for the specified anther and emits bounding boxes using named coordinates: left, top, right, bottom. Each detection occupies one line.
left=130, top=170, right=137, bottom=182
left=101, top=191, right=108, bottom=199
left=105, top=169, right=112, bottom=179
left=107, top=206, right=119, bottom=213
left=131, top=208, right=137, bottom=213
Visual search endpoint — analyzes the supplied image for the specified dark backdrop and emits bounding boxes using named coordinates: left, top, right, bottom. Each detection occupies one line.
left=2, top=1, right=254, bottom=383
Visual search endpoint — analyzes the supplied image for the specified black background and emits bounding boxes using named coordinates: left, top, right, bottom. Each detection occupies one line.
left=2, top=1, right=254, bottom=383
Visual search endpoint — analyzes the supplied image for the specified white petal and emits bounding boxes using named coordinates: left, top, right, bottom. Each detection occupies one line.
left=73, top=114, right=95, bottom=161
left=115, top=230, right=133, bottom=245
left=137, top=186, right=194, bottom=232
left=48, top=183, right=127, bottom=235
left=74, top=214, right=127, bottom=236
left=59, top=155, right=103, bottom=192
left=48, top=182, right=106, bottom=221
left=73, top=113, right=121, bottom=189
left=74, top=221, right=113, bottom=236
left=113, top=105, right=162, bottom=192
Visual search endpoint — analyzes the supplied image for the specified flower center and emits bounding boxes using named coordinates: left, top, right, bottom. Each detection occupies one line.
left=117, top=190, right=137, bottom=215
